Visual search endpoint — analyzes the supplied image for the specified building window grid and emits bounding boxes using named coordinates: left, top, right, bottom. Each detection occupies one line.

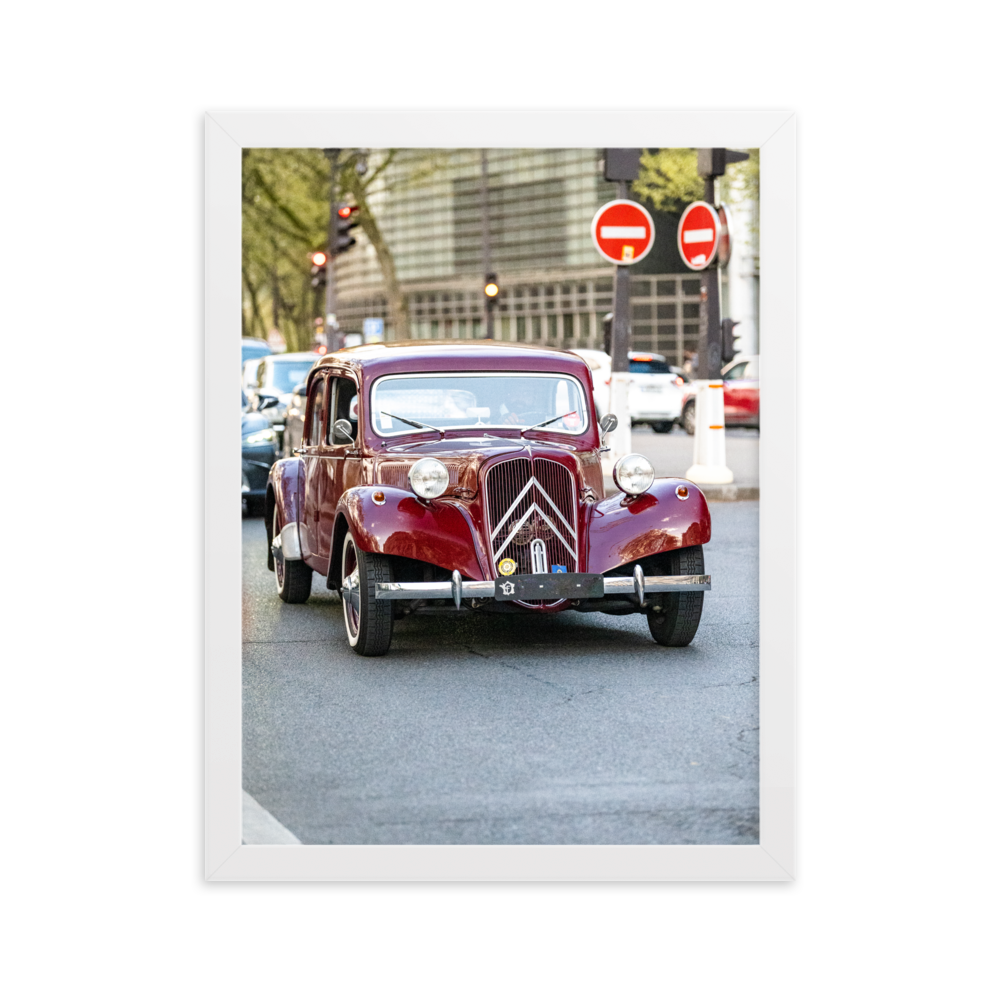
left=338, top=274, right=700, bottom=361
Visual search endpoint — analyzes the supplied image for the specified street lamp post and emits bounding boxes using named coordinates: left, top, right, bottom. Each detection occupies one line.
left=322, top=147, right=343, bottom=352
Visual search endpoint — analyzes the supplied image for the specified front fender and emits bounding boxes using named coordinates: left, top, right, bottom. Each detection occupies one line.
left=331, top=486, right=485, bottom=587
left=265, top=458, right=305, bottom=570
left=586, top=478, right=711, bottom=575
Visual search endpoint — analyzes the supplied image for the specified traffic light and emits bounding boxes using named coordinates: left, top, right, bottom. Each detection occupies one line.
left=697, top=148, right=751, bottom=178
left=309, top=250, right=328, bottom=289
left=484, top=273, right=500, bottom=309
left=721, top=318, right=740, bottom=364
left=334, top=203, right=360, bottom=254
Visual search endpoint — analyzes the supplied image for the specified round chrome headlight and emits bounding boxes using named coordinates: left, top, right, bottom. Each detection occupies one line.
left=613, top=453, right=655, bottom=496
left=408, top=458, right=449, bottom=499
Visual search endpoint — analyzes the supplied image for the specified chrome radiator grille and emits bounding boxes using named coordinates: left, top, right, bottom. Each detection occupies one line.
left=484, top=457, right=578, bottom=581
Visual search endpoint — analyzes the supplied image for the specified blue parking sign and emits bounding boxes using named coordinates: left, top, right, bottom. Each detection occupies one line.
left=363, top=317, right=384, bottom=342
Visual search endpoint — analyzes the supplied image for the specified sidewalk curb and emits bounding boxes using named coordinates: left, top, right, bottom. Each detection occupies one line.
left=602, top=478, right=759, bottom=502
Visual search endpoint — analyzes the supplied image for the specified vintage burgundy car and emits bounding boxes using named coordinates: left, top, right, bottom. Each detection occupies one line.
left=264, top=342, right=711, bottom=656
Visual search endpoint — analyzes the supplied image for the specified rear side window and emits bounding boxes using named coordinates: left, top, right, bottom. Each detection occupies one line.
left=306, top=378, right=326, bottom=446
left=724, top=362, right=749, bottom=380
left=629, top=360, right=671, bottom=374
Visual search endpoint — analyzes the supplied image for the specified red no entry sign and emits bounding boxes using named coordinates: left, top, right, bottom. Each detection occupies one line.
left=677, top=201, right=721, bottom=271
left=591, top=199, right=655, bottom=265
left=715, top=203, right=732, bottom=268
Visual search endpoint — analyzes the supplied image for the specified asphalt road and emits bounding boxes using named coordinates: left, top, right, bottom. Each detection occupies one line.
left=634, top=424, right=759, bottom=485
left=242, top=501, right=759, bottom=845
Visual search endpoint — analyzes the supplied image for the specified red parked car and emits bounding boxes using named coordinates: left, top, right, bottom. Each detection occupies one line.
left=681, top=355, right=760, bottom=434
left=265, top=342, right=712, bottom=656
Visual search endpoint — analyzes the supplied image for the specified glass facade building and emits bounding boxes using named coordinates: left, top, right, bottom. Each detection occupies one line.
left=335, top=148, right=706, bottom=365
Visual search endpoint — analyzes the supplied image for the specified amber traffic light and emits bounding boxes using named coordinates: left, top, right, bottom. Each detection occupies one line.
left=484, top=272, right=500, bottom=306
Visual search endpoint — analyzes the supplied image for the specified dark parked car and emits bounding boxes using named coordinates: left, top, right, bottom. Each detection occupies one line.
left=242, top=409, right=279, bottom=516
left=265, top=342, right=712, bottom=656
left=244, top=351, right=321, bottom=449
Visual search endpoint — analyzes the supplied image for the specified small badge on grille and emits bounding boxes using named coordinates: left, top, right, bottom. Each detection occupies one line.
left=552, top=565, right=567, bottom=573
left=498, top=558, right=517, bottom=576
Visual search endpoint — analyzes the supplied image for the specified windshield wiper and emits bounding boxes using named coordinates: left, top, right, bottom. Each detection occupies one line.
left=379, top=411, right=444, bottom=438
left=387, top=430, right=507, bottom=452
left=520, top=411, right=578, bottom=437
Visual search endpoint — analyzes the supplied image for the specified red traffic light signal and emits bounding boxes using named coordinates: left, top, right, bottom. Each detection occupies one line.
left=310, top=250, right=328, bottom=289
left=334, top=203, right=360, bottom=253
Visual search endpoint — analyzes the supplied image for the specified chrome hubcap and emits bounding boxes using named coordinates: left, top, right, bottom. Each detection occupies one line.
left=342, top=540, right=361, bottom=638
left=273, top=510, right=285, bottom=591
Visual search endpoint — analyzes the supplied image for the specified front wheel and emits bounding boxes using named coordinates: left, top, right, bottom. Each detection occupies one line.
left=273, top=508, right=312, bottom=603
left=341, top=531, right=394, bottom=656
left=646, top=545, right=705, bottom=647
left=651, top=420, right=674, bottom=434
left=682, top=402, right=696, bottom=436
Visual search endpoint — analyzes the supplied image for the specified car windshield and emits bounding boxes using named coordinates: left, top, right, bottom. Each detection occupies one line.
left=371, top=373, right=589, bottom=436
left=270, top=360, right=315, bottom=393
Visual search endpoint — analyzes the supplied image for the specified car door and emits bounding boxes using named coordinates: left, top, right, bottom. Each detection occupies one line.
left=332, top=375, right=364, bottom=497
left=313, top=375, right=363, bottom=570
left=299, top=374, right=328, bottom=563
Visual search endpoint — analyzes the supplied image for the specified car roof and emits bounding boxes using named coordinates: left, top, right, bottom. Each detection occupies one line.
left=313, top=340, right=592, bottom=379
left=268, top=351, right=322, bottom=361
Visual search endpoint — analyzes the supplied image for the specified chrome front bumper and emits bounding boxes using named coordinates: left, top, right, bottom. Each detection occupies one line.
left=374, top=566, right=710, bottom=609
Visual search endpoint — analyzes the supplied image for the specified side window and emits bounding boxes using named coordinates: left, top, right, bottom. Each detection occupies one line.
left=305, top=378, right=326, bottom=446
left=327, top=376, right=359, bottom=444
left=724, top=362, right=748, bottom=381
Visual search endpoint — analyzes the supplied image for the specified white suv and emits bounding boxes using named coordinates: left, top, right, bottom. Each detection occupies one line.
left=570, top=349, right=688, bottom=433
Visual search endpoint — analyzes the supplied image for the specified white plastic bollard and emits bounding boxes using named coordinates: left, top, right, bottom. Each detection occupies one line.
left=685, top=380, right=734, bottom=484
left=602, top=371, right=632, bottom=476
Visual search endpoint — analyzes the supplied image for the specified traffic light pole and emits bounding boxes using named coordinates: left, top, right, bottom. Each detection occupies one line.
left=323, top=148, right=343, bottom=352
left=610, top=181, right=631, bottom=374
left=697, top=175, right=722, bottom=381
left=687, top=160, right=733, bottom=484
left=607, top=177, right=633, bottom=468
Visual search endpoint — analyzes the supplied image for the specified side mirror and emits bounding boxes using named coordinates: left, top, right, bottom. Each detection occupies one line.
left=333, top=418, right=354, bottom=443
left=599, top=413, right=618, bottom=441
left=257, top=395, right=280, bottom=411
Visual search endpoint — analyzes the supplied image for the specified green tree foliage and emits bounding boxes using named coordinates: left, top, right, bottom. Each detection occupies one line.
left=242, top=149, right=330, bottom=352
left=242, top=148, right=447, bottom=350
left=633, top=147, right=760, bottom=218
left=633, top=148, right=703, bottom=213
